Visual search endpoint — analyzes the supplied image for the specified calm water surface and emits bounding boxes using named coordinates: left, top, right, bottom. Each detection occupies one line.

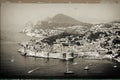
left=0, top=33, right=120, bottom=78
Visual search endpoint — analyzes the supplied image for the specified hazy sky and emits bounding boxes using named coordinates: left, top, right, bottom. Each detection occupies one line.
left=1, top=3, right=120, bottom=41
left=1, top=3, right=120, bottom=30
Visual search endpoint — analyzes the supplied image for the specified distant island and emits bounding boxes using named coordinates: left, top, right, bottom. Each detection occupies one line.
left=18, top=14, right=120, bottom=62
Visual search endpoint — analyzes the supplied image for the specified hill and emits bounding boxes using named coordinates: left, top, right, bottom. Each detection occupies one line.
left=35, top=13, right=92, bottom=29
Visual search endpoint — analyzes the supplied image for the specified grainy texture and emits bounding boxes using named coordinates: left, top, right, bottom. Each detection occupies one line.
left=0, top=0, right=101, bottom=3
left=1, top=0, right=120, bottom=3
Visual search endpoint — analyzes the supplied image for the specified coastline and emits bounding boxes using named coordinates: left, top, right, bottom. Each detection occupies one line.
left=18, top=46, right=120, bottom=62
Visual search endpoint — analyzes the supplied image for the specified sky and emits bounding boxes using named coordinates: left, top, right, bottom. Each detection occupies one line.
left=1, top=3, right=120, bottom=31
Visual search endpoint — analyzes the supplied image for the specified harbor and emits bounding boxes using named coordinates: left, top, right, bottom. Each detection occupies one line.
left=1, top=37, right=120, bottom=78
left=1, top=3, right=120, bottom=78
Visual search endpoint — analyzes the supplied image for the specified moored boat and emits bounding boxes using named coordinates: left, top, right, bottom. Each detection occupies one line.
left=84, top=66, right=89, bottom=70
left=64, top=61, right=74, bottom=74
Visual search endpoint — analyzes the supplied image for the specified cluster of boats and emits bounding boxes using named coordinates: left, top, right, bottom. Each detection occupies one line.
left=10, top=55, right=118, bottom=75
left=17, top=42, right=119, bottom=75
left=25, top=59, right=119, bottom=74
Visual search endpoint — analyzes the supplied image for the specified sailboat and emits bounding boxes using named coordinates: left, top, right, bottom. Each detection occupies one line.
left=64, top=61, right=74, bottom=74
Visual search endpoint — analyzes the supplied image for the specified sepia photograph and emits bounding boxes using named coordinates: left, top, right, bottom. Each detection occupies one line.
left=0, top=0, right=120, bottom=79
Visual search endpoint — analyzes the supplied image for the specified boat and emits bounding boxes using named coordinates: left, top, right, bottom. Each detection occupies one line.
left=64, top=61, right=74, bottom=74
left=72, top=62, right=77, bottom=65
left=27, top=67, right=40, bottom=74
left=113, top=65, right=117, bottom=68
left=11, top=56, right=15, bottom=63
left=64, top=71, right=74, bottom=74
left=11, top=59, right=14, bottom=63
left=84, top=66, right=89, bottom=70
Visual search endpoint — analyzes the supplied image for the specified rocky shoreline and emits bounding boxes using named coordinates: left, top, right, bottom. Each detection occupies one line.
left=18, top=41, right=120, bottom=62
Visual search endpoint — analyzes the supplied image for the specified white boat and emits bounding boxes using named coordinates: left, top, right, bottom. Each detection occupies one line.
left=84, top=66, right=89, bottom=70
left=72, top=62, right=77, bottom=65
left=64, top=61, right=74, bottom=74
left=11, top=56, right=15, bottom=63
left=27, top=67, right=40, bottom=74
left=113, top=65, right=117, bottom=68
left=11, top=59, right=14, bottom=63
